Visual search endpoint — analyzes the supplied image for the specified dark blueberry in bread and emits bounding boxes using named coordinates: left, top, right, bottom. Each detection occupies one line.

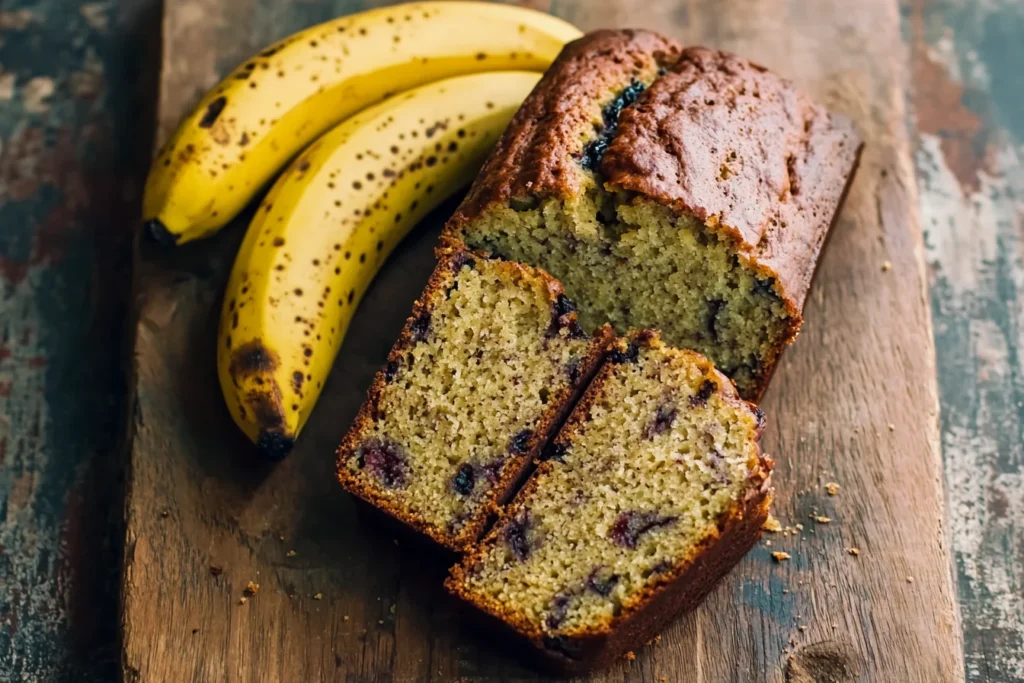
left=585, top=568, right=620, bottom=597
left=549, top=294, right=587, bottom=338
left=553, top=293, right=577, bottom=317
left=337, top=248, right=611, bottom=552
left=645, top=559, right=675, bottom=578
left=581, top=78, right=647, bottom=171
left=452, top=464, right=476, bottom=496
left=447, top=331, right=773, bottom=672
left=643, top=404, right=678, bottom=439
left=545, top=593, right=572, bottom=629
left=689, top=379, right=718, bottom=407
left=505, top=511, right=534, bottom=562
left=409, top=311, right=431, bottom=342
left=706, top=449, right=731, bottom=484
left=608, top=342, right=639, bottom=364
left=509, top=429, right=534, bottom=454
left=608, top=511, right=678, bottom=549
left=355, top=438, right=408, bottom=489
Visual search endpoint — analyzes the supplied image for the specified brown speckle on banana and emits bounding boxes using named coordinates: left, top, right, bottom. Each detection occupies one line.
left=229, top=340, right=277, bottom=379
left=217, top=71, right=543, bottom=457
left=141, top=4, right=579, bottom=243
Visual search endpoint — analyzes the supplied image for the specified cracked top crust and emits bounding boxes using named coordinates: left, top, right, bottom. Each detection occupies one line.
left=603, top=46, right=862, bottom=308
left=447, top=30, right=862, bottom=313
left=446, top=29, right=682, bottom=216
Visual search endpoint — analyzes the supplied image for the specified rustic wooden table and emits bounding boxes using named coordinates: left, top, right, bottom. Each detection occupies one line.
left=0, top=0, right=1019, bottom=681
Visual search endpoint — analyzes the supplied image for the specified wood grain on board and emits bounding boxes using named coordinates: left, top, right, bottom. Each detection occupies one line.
left=120, top=1, right=963, bottom=681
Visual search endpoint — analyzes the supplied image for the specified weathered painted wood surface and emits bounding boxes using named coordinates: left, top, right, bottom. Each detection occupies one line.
left=0, top=1, right=159, bottom=680
left=906, top=0, right=1024, bottom=680
left=2, top=0, right=1023, bottom=681
left=121, top=0, right=963, bottom=681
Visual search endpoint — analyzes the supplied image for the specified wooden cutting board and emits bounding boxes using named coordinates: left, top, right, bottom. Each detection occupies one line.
left=120, top=1, right=964, bottom=681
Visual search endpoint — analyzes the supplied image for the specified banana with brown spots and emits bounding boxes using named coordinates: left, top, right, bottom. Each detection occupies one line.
left=217, top=71, right=542, bottom=458
left=142, top=1, right=579, bottom=245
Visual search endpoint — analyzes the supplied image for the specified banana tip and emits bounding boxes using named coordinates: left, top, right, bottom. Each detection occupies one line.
left=144, top=218, right=179, bottom=246
left=257, top=431, right=295, bottom=461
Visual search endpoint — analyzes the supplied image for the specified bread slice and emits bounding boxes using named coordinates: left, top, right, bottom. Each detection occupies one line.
left=336, top=247, right=612, bottom=552
left=444, top=29, right=862, bottom=400
left=446, top=331, right=772, bottom=671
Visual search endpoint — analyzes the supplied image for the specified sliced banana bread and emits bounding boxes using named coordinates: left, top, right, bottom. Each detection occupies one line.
left=444, top=29, right=862, bottom=400
left=446, top=331, right=772, bottom=671
left=336, top=247, right=612, bottom=552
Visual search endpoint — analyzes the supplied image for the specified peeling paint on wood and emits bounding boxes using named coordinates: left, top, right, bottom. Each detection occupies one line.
left=0, top=0, right=158, bottom=679
left=908, top=0, right=1024, bottom=681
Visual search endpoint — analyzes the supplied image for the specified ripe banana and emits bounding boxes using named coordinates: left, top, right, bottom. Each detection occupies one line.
left=218, top=71, right=542, bottom=459
left=143, top=1, right=579, bottom=245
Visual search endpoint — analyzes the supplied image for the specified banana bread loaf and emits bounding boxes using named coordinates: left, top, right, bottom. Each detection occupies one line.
left=446, top=331, right=772, bottom=671
left=444, top=29, right=862, bottom=400
left=336, top=247, right=611, bottom=552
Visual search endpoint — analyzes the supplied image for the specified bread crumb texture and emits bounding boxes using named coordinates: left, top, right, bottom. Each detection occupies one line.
left=464, top=193, right=793, bottom=398
left=340, top=257, right=597, bottom=544
left=450, top=337, right=766, bottom=637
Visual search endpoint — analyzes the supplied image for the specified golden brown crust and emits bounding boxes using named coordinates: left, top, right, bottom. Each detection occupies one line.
left=444, top=30, right=863, bottom=401
left=335, top=246, right=613, bottom=552
left=446, top=331, right=773, bottom=671
left=603, top=46, right=862, bottom=314
left=443, top=29, right=682, bottom=228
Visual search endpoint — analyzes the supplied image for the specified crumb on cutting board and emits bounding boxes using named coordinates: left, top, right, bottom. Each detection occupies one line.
left=772, top=551, right=791, bottom=562
left=762, top=515, right=782, bottom=532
